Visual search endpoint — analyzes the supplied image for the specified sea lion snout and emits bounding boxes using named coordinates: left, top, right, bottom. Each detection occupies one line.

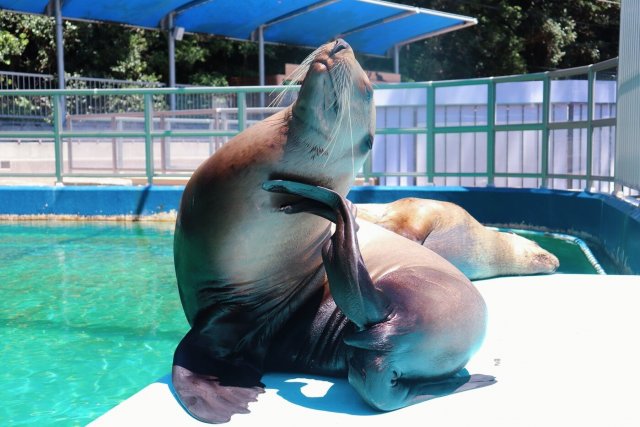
left=330, top=39, right=350, bottom=56
left=533, top=250, right=560, bottom=273
left=311, top=39, right=353, bottom=72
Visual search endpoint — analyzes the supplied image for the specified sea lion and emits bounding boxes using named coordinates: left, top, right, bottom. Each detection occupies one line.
left=357, top=198, right=559, bottom=280
left=262, top=180, right=495, bottom=411
left=171, top=39, right=493, bottom=424
left=172, top=39, right=376, bottom=423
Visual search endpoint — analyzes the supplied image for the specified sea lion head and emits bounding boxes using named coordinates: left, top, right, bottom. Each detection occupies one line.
left=342, top=267, right=488, bottom=411
left=279, top=39, right=375, bottom=190
left=503, top=232, right=560, bottom=275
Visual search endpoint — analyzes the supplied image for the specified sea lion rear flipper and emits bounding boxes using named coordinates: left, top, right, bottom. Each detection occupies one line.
left=172, top=329, right=265, bottom=424
left=263, top=179, right=390, bottom=328
left=406, top=370, right=496, bottom=407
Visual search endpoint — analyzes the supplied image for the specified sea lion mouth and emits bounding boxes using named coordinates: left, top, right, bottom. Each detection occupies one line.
left=312, top=59, right=330, bottom=71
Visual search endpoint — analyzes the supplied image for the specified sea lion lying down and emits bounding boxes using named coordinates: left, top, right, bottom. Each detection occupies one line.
left=171, top=39, right=553, bottom=423
left=357, top=198, right=559, bottom=280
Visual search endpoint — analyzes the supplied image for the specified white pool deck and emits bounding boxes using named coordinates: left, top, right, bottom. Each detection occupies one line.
left=90, top=274, right=640, bottom=427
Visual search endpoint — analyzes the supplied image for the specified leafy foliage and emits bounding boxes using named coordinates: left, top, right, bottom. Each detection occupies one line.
left=397, top=0, right=620, bottom=80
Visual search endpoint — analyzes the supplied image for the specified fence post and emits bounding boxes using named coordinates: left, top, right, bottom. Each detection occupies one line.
left=52, top=94, right=63, bottom=184
left=487, top=78, right=496, bottom=186
left=143, top=93, right=154, bottom=184
left=541, top=74, right=551, bottom=188
left=586, top=65, right=595, bottom=191
left=426, top=84, right=435, bottom=184
left=237, top=91, right=246, bottom=131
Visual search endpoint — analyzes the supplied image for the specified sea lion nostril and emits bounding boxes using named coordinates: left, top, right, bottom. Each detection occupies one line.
left=330, top=39, right=350, bottom=56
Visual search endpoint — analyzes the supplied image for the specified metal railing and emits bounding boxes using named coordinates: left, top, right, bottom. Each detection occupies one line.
left=370, top=58, right=620, bottom=193
left=0, top=58, right=635, bottom=195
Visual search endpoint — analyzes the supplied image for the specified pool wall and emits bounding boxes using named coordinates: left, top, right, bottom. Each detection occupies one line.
left=1, top=185, right=638, bottom=274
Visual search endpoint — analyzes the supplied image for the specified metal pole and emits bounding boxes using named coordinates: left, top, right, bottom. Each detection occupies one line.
left=426, top=85, right=435, bottom=184
left=53, top=0, right=66, bottom=174
left=144, top=93, right=154, bottom=184
left=486, top=78, right=496, bottom=186
left=168, top=13, right=176, bottom=111
left=258, top=25, right=265, bottom=107
left=541, top=74, right=551, bottom=188
left=54, top=0, right=65, bottom=90
left=393, top=45, right=400, bottom=75
left=585, top=65, right=595, bottom=191
left=52, top=94, right=63, bottom=184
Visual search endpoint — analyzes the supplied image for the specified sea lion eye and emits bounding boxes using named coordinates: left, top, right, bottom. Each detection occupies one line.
left=364, top=134, right=374, bottom=150
left=365, top=87, right=373, bottom=101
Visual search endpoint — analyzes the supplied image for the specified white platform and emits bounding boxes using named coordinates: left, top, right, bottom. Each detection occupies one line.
left=89, top=274, right=640, bottom=427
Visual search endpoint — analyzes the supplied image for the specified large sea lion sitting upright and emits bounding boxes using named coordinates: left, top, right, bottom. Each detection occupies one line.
left=172, top=39, right=376, bottom=423
left=172, top=39, right=493, bottom=424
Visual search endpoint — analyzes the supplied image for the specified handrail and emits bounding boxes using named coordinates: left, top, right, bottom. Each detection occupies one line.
left=0, top=58, right=627, bottom=194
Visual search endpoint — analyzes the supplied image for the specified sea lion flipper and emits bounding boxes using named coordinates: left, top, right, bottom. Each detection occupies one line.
left=172, top=365, right=264, bottom=423
left=263, top=179, right=389, bottom=328
left=406, top=371, right=496, bottom=407
left=172, top=329, right=265, bottom=423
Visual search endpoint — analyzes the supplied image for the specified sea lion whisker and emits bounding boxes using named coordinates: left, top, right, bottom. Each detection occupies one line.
left=347, top=90, right=355, bottom=179
left=270, top=46, right=323, bottom=107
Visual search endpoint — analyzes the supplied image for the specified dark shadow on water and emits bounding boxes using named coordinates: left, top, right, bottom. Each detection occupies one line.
left=134, top=185, right=152, bottom=217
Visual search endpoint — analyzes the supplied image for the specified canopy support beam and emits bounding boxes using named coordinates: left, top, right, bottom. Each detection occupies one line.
left=167, top=12, right=177, bottom=110
left=53, top=0, right=65, bottom=90
left=393, top=44, right=400, bottom=74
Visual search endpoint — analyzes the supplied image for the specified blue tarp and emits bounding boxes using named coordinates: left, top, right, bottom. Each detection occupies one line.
left=0, top=0, right=475, bottom=56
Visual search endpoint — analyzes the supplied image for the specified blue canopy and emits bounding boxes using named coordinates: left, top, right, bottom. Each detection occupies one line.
left=1, top=0, right=475, bottom=93
left=0, top=0, right=475, bottom=56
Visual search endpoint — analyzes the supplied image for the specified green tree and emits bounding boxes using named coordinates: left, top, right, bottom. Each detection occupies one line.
left=397, top=0, right=619, bottom=81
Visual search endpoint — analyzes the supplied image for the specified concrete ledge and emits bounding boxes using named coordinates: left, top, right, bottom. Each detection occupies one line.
left=0, top=185, right=183, bottom=216
left=88, top=274, right=640, bottom=427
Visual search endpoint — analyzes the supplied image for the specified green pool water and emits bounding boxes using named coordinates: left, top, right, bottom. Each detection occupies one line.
left=0, top=222, right=187, bottom=426
left=508, top=229, right=613, bottom=275
left=0, top=221, right=615, bottom=426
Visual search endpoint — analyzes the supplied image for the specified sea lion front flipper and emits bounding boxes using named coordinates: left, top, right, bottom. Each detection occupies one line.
left=263, top=179, right=390, bottom=328
left=172, top=329, right=265, bottom=424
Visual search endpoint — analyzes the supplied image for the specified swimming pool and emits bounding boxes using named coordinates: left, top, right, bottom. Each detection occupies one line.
left=0, top=221, right=187, bottom=426
left=0, top=219, right=618, bottom=426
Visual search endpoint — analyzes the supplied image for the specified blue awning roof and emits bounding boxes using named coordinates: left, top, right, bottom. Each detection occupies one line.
left=0, top=0, right=476, bottom=56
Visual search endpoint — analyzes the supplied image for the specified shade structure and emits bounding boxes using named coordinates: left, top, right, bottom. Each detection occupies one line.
left=1, top=0, right=475, bottom=54
left=0, top=0, right=476, bottom=90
